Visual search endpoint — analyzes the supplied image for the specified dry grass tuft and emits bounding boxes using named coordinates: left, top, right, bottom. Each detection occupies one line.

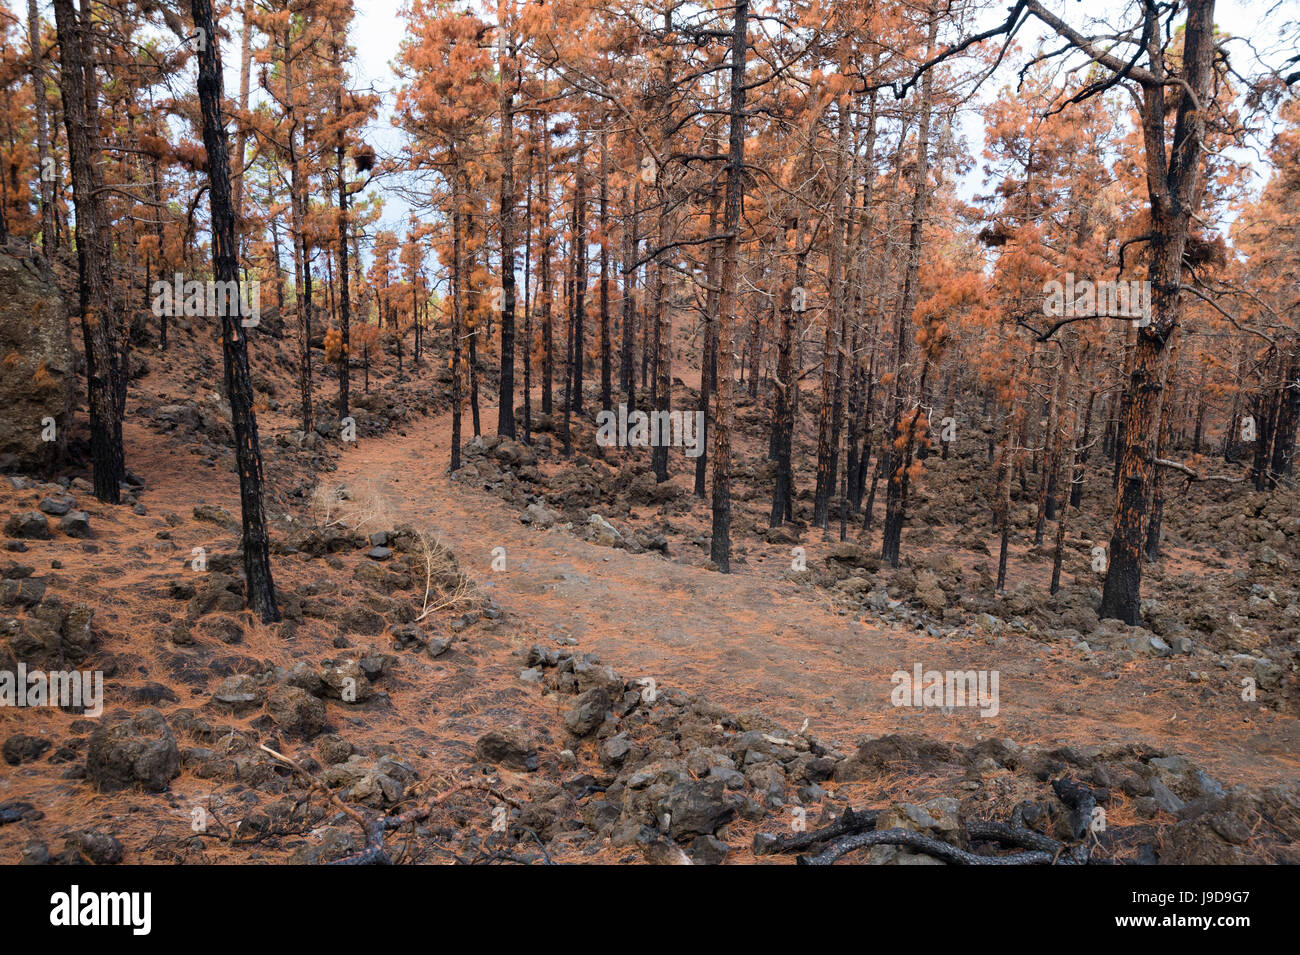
left=309, top=476, right=391, bottom=532
left=412, top=529, right=479, bottom=621
left=309, top=479, right=477, bottom=620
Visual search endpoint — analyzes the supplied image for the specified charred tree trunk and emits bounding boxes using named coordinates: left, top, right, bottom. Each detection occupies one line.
left=1099, top=0, right=1215, bottom=623
left=710, top=0, right=747, bottom=572
left=598, top=123, right=612, bottom=414
left=522, top=114, right=535, bottom=442
left=541, top=103, right=554, bottom=416
left=697, top=190, right=721, bottom=499
left=881, top=19, right=936, bottom=567
left=28, top=0, right=56, bottom=253
left=450, top=160, right=466, bottom=473
left=190, top=0, right=279, bottom=622
left=814, top=101, right=853, bottom=529
left=497, top=44, right=517, bottom=439
left=571, top=147, right=587, bottom=416
left=334, top=73, right=352, bottom=424
left=53, top=0, right=125, bottom=503
left=621, top=174, right=639, bottom=411
left=1269, top=353, right=1300, bottom=483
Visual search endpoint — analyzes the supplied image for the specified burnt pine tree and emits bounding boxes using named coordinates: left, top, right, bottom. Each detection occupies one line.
left=497, top=24, right=518, bottom=439
left=710, top=0, right=748, bottom=572
left=1028, top=0, right=1220, bottom=624
left=28, top=0, right=56, bottom=253
left=867, top=0, right=1221, bottom=617
left=190, top=0, right=280, bottom=623
left=333, top=38, right=352, bottom=424
left=880, top=16, right=937, bottom=568
left=53, top=0, right=126, bottom=504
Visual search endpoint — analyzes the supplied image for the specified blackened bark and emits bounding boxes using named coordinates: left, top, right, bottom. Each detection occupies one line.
left=571, top=150, right=587, bottom=415
left=599, top=123, right=612, bottom=414
left=710, top=0, right=747, bottom=571
left=1100, top=0, right=1217, bottom=623
left=814, top=101, right=852, bottom=529
left=697, top=190, right=721, bottom=499
left=53, top=0, right=124, bottom=504
left=770, top=220, right=795, bottom=527
left=497, top=45, right=517, bottom=438
left=450, top=163, right=465, bottom=472
left=540, top=107, right=554, bottom=416
left=881, top=18, right=937, bottom=566
left=335, top=82, right=351, bottom=424
left=190, top=0, right=279, bottom=622
left=1270, top=355, right=1300, bottom=482
left=621, top=175, right=639, bottom=410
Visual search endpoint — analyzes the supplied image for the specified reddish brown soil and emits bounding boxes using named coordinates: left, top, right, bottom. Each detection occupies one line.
left=1, top=349, right=1296, bottom=864
left=337, top=405, right=1300, bottom=789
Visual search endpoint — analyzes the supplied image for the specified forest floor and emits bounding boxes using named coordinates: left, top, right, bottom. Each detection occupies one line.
left=1, top=330, right=1298, bottom=865
left=338, top=405, right=1300, bottom=787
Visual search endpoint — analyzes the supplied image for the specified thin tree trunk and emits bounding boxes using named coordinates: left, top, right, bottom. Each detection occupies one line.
left=28, top=0, right=56, bottom=253
left=53, top=0, right=125, bottom=503
left=880, top=15, right=937, bottom=566
left=571, top=140, right=587, bottom=415
left=497, top=35, right=517, bottom=438
left=710, top=0, right=747, bottom=572
left=814, top=98, right=853, bottom=528
left=599, top=122, right=612, bottom=413
left=334, top=53, right=351, bottom=423
left=191, top=0, right=280, bottom=622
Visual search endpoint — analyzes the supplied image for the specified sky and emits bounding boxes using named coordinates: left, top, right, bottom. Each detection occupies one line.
left=335, top=0, right=1296, bottom=239
left=4, top=0, right=1291, bottom=254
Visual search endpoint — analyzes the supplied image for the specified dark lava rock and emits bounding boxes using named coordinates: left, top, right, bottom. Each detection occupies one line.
left=474, top=726, right=539, bottom=772
left=64, top=829, right=125, bottom=865
left=563, top=687, right=611, bottom=737
left=57, top=511, right=91, bottom=538
left=38, top=496, right=73, bottom=516
left=211, top=674, right=263, bottom=712
left=0, top=576, right=45, bottom=608
left=267, top=684, right=327, bottom=739
left=3, top=733, right=51, bottom=765
left=4, top=511, right=50, bottom=540
left=689, top=834, right=731, bottom=865
left=659, top=779, right=736, bottom=839
left=85, top=709, right=180, bottom=792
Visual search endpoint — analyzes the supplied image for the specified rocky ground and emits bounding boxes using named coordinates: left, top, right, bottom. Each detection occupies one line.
left=451, top=389, right=1300, bottom=720
left=1, top=278, right=1297, bottom=864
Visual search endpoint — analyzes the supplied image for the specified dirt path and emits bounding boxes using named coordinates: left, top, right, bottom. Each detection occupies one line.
left=337, top=407, right=1300, bottom=787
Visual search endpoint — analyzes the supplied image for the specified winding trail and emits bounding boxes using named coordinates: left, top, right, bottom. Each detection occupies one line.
left=337, top=407, right=1300, bottom=786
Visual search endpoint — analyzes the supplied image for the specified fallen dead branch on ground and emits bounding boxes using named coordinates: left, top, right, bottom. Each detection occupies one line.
left=756, top=778, right=1100, bottom=865
left=258, top=744, right=531, bottom=865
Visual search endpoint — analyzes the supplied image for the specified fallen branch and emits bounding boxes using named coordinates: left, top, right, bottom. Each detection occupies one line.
left=797, top=827, right=1057, bottom=865
left=967, top=820, right=1064, bottom=855
left=1155, top=457, right=1244, bottom=483
left=259, top=744, right=392, bottom=864
left=753, top=806, right=879, bottom=855
left=760, top=784, right=1087, bottom=865
left=259, top=745, right=527, bottom=865
left=1052, top=777, right=1099, bottom=841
